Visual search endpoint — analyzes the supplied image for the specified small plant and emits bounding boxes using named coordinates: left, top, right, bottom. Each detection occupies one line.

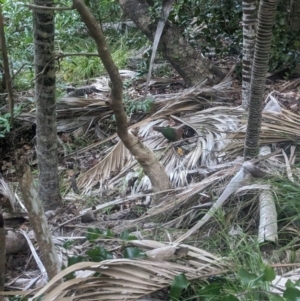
left=123, top=95, right=153, bottom=115
left=0, top=104, right=25, bottom=137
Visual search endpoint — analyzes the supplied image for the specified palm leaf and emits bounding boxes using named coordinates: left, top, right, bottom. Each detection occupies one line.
left=32, top=244, right=229, bottom=301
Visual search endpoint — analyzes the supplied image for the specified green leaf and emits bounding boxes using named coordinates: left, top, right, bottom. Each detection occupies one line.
left=63, top=240, right=74, bottom=250
left=120, top=230, right=137, bottom=241
left=103, top=229, right=114, bottom=238
left=294, top=279, right=300, bottom=287
left=170, top=273, right=189, bottom=301
left=86, top=246, right=113, bottom=261
left=68, top=256, right=86, bottom=266
left=283, top=287, right=300, bottom=301
left=221, top=294, right=239, bottom=301
left=286, top=279, right=296, bottom=288
left=123, top=247, right=145, bottom=258
left=269, top=293, right=285, bottom=301
left=198, top=283, right=222, bottom=297
left=239, top=268, right=257, bottom=285
left=86, top=228, right=103, bottom=241
left=262, top=266, right=276, bottom=281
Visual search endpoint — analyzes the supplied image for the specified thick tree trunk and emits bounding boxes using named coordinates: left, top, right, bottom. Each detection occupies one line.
left=118, top=0, right=225, bottom=86
left=244, top=0, right=277, bottom=159
left=73, top=0, right=171, bottom=201
left=33, top=0, right=62, bottom=210
left=242, top=0, right=257, bottom=109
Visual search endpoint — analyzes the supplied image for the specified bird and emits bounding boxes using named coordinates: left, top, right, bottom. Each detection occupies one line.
left=152, top=126, right=183, bottom=142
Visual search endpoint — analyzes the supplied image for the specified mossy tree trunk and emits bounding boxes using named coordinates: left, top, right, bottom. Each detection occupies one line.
left=242, top=0, right=257, bottom=110
left=33, top=0, right=62, bottom=210
left=244, top=0, right=277, bottom=159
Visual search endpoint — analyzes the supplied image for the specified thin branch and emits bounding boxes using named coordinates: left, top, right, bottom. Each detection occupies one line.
left=25, top=4, right=74, bottom=11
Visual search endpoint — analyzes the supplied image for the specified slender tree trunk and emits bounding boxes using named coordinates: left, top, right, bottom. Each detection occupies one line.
left=0, top=214, right=5, bottom=301
left=33, top=0, right=62, bottom=210
left=118, top=0, right=225, bottom=85
left=244, top=0, right=277, bottom=159
left=73, top=0, right=171, bottom=202
left=242, top=0, right=257, bottom=109
left=15, top=152, right=61, bottom=280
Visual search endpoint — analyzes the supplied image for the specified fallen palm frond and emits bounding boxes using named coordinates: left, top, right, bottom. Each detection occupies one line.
left=152, top=78, right=234, bottom=117
left=77, top=138, right=134, bottom=190
left=79, top=106, right=243, bottom=191
left=32, top=243, right=229, bottom=301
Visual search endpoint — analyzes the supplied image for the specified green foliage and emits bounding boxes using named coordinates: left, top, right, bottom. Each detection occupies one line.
left=169, top=0, right=243, bottom=57
left=170, top=273, right=189, bottom=301
left=87, top=246, right=114, bottom=261
left=123, top=247, right=145, bottom=258
left=123, top=95, right=153, bottom=115
left=120, top=229, right=138, bottom=240
left=0, top=104, right=25, bottom=137
left=168, top=0, right=300, bottom=74
left=85, top=227, right=114, bottom=241
left=270, top=1, right=300, bottom=73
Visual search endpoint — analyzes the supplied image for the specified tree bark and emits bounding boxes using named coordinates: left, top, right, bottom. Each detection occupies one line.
left=0, top=8, right=14, bottom=120
left=15, top=151, right=61, bottom=280
left=33, top=0, right=62, bottom=210
left=289, top=0, right=300, bottom=30
left=244, top=0, right=277, bottom=159
left=118, top=0, right=225, bottom=86
left=242, top=0, right=257, bottom=109
left=72, top=0, right=171, bottom=199
left=0, top=214, right=5, bottom=301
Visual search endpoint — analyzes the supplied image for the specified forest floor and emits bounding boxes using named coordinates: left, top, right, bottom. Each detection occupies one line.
left=1, top=59, right=300, bottom=295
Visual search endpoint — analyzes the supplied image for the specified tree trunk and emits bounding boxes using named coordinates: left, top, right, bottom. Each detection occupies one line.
left=118, top=0, right=225, bottom=86
left=244, top=0, right=277, bottom=159
left=242, top=0, right=257, bottom=109
left=0, top=214, right=5, bottom=301
left=72, top=0, right=171, bottom=202
left=289, top=0, right=300, bottom=30
left=33, top=0, right=62, bottom=210
left=15, top=151, right=61, bottom=280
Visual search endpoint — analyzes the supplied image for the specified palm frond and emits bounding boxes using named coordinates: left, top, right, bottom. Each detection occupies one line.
left=77, top=139, right=133, bottom=190
left=32, top=244, right=229, bottom=301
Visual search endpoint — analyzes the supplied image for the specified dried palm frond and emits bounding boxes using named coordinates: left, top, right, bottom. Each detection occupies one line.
left=77, top=139, right=134, bottom=190
left=153, top=78, right=234, bottom=117
left=0, top=177, right=15, bottom=211
left=225, top=108, right=300, bottom=156
left=78, top=106, right=243, bottom=191
left=32, top=243, right=229, bottom=301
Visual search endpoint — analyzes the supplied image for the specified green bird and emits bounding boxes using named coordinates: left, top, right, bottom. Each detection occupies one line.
left=153, top=126, right=183, bottom=142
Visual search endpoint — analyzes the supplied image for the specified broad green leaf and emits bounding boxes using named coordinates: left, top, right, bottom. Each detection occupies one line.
left=123, top=247, right=145, bottom=258
left=295, top=279, right=300, bottom=287
left=286, top=279, right=295, bottom=288
left=198, top=283, right=222, bottom=297
left=283, top=287, right=300, bottom=301
left=87, top=246, right=113, bottom=261
left=262, top=266, right=276, bottom=281
left=239, top=268, right=257, bottom=285
left=120, top=230, right=137, bottom=240
left=269, top=293, right=285, bottom=301
left=86, top=228, right=103, bottom=241
left=68, top=256, right=86, bottom=266
left=103, top=229, right=114, bottom=238
left=170, top=273, right=189, bottom=301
